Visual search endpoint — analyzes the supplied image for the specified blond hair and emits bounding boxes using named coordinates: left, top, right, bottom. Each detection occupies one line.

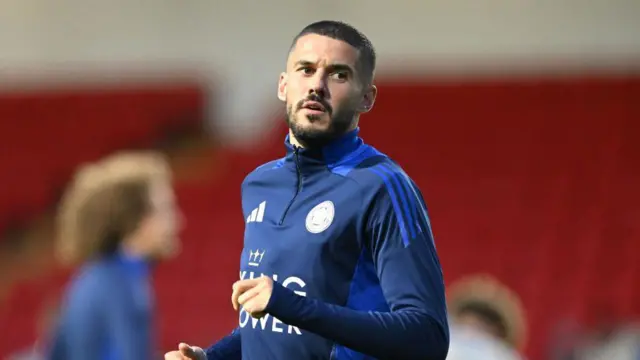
left=447, top=273, right=527, bottom=349
left=56, top=151, right=170, bottom=266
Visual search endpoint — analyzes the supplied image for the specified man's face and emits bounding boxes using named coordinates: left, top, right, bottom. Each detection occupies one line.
left=278, top=34, right=376, bottom=148
left=136, top=179, right=183, bottom=260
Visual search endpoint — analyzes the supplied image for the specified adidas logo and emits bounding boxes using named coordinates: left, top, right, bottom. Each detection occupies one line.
left=246, top=201, right=266, bottom=223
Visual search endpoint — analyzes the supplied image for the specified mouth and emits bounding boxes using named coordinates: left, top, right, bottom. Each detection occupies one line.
left=301, top=101, right=327, bottom=114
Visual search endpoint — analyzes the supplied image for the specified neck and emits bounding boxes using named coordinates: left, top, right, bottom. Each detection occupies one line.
left=288, top=129, right=304, bottom=148
left=113, top=242, right=152, bottom=277
left=119, top=237, right=147, bottom=261
left=288, top=122, right=359, bottom=149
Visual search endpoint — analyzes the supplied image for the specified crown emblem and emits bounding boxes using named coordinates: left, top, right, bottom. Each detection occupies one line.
left=248, top=249, right=266, bottom=267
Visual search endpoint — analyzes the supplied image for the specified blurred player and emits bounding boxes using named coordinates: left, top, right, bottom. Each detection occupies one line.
left=47, top=151, right=183, bottom=360
left=166, top=20, right=449, bottom=360
left=446, top=274, right=527, bottom=360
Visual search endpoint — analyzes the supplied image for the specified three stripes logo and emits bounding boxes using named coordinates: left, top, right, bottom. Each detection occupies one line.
left=368, top=163, right=434, bottom=248
left=246, top=201, right=266, bottom=223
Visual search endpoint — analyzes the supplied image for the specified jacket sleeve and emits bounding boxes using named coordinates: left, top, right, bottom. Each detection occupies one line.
left=204, top=328, right=242, bottom=360
left=264, top=174, right=450, bottom=360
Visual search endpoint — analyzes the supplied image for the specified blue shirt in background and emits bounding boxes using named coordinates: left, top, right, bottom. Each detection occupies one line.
left=47, top=253, right=154, bottom=360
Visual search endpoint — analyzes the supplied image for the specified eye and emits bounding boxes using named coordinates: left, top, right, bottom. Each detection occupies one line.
left=299, top=66, right=315, bottom=76
left=330, top=72, right=349, bottom=82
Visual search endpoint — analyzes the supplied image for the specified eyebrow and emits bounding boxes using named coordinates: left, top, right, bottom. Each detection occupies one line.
left=294, top=60, right=355, bottom=74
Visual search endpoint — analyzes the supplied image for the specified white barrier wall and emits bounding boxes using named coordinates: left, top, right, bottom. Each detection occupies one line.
left=1, top=0, right=639, bottom=144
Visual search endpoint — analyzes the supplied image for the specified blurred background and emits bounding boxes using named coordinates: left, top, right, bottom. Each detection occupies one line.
left=1, top=1, right=639, bottom=359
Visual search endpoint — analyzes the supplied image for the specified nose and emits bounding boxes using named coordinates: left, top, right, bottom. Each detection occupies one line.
left=307, top=73, right=327, bottom=98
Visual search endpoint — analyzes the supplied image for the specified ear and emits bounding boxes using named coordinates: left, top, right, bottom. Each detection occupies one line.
left=277, top=72, right=288, bottom=102
left=358, top=85, right=377, bottom=113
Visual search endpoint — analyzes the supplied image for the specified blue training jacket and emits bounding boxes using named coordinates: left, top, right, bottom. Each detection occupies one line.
left=47, top=254, right=154, bottom=360
left=206, top=128, right=449, bottom=360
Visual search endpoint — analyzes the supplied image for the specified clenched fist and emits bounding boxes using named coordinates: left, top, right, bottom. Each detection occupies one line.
left=232, top=275, right=274, bottom=318
left=164, top=342, right=206, bottom=360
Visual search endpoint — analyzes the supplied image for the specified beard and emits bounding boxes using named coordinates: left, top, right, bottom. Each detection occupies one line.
left=285, top=97, right=356, bottom=149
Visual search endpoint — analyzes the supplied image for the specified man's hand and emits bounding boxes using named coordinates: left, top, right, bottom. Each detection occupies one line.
left=164, top=342, right=206, bottom=360
left=232, top=275, right=274, bottom=318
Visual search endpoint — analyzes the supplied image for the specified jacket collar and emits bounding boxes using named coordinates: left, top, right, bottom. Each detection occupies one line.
left=284, top=128, right=363, bottom=168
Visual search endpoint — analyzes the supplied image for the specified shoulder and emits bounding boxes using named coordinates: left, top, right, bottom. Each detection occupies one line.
left=349, top=151, right=430, bottom=241
left=346, top=149, right=420, bottom=200
left=67, top=261, right=129, bottom=302
left=241, top=158, right=285, bottom=188
left=61, top=263, right=114, bottom=316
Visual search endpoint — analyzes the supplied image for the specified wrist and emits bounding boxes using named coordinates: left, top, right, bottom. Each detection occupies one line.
left=264, top=280, right=297, bottom=320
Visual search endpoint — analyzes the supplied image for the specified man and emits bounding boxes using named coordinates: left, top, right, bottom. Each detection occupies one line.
left=166, top=20, right=449, bottom=360
left=446, top=274, right=526, bottom=360
left=47, top=151, right=183, bottom=360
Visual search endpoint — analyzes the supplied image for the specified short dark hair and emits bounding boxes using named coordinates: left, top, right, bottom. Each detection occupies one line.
left=291, top=20, right=376, bottom=85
